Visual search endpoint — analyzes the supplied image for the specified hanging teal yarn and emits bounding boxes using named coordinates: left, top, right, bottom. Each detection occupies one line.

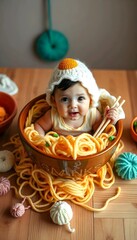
left=115, top=152, right=137, bottom=180
left=35, top=30, right=69, bottom=61
left=35, top=0, right=69, bottom=61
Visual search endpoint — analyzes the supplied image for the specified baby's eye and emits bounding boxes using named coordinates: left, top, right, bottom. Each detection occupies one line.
left=60, top=97, right=69, bottom=103
left=78, top=96, right=85, bottom=102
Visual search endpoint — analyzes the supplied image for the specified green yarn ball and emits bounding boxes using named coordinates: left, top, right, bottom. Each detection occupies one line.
left=115, top=152, right=137, bottom=180
left=35, top=30, right=69, bottom=61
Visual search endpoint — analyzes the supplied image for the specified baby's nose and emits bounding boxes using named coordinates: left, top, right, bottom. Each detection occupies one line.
left=70, top=99, right=77, bottom=108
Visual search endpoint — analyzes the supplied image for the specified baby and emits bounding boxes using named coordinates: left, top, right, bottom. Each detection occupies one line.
left=34, top=58, right=125, bottom=136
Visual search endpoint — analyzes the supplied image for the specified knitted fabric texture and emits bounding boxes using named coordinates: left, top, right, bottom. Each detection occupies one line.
left=58, top=58, right=78, bottom=69
left=35, top=30, right=69, bottom=61
left=115, top=152, right=137, bottom=180
left=0, top=177, right=10, bottom=196
left=46, top=58, right=100, bottom=107
left=0, top=74, right=18, bottom=95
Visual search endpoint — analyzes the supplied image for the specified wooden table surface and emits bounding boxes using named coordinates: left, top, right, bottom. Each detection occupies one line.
left=0, top=68, right=137, bottom=240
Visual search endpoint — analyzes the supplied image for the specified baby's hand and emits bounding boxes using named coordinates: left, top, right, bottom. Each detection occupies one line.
left=104, top=106, right=119, bottom=125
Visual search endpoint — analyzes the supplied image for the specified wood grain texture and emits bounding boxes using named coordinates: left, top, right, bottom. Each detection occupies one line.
left=0, top=68, right=137, bottom=240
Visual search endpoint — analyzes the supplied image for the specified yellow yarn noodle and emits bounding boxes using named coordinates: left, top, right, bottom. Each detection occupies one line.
left=24, top=124, right=117, bottom=160
left=4, top=99, right=124, bottom=213
left=4, top=134, right=124, bottom=213
left=24, top=98, right=118, bottom=160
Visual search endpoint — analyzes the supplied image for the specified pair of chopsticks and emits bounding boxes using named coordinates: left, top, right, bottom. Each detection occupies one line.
left=93, top=96, right=125, bottom=138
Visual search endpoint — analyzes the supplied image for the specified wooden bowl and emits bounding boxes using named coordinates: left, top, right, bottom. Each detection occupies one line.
left=18, top=93, right=123, bottom=177
left=0, top=92, right=17, bottom=134
left=130, top=117, right=137, bottom=142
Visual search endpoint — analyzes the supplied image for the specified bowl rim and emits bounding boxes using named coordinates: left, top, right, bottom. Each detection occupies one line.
left=130, top=116, right=137, bottom=137
left=18, top=93, right=123, bottom=162
left=0, top=91, right=17, bottom=126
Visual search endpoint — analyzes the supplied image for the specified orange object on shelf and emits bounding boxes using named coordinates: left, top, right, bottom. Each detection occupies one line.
left=130, top=117, right=137, bottom=142
left=0, top=106, right=8, bottom=122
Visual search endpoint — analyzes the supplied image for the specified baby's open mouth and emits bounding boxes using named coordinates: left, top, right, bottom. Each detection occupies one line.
left=69, top=112, right=79, bottom=117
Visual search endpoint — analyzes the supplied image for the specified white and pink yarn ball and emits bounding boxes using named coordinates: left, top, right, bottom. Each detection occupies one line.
left=10, top=198, right=30, bottom=218
left=10, top=203, right=26, bottom=217
left=0, top=176, right=10, bottom=196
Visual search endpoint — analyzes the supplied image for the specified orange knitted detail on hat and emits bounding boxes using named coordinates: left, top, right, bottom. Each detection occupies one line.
left=58, top=58, right=78, bottom=70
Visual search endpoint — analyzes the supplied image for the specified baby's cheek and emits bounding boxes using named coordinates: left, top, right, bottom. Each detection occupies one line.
left=81, top=106, right=89, bottom=115
left=57, top=106, right=67, bottom=116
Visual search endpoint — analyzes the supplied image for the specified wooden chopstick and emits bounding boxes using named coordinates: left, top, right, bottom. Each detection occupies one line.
left=93, top=96, right=121, bottom=137
left=95, top=99, right=125, bottom=137
left=93, top=97, right=125, bottom=138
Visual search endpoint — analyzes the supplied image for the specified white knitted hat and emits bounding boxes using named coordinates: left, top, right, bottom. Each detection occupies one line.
left=46, top=58, right=100, bottom=107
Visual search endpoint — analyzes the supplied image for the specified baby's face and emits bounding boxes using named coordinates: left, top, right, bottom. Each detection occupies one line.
left=53, top=83, right=91, bottom=121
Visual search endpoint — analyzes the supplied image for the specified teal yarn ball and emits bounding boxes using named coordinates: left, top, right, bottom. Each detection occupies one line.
left=35, top=30, right=69, bottom=61
left=115, top=152, right=137, bottom=180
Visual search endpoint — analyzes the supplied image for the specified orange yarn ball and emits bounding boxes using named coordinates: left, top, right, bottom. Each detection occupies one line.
left=58, top=58, right=78, bottom=70
left=0, top=106, right=7, bottom=122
